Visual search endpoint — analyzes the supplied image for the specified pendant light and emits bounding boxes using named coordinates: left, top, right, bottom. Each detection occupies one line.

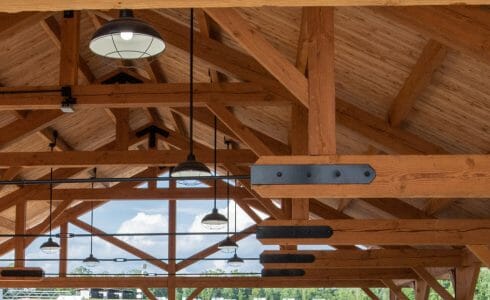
left=40, top=133, right=60, bottom=254
left=83, top=169, right=100, bottom=267
left=172, top=8, right=211, bottom=178
left=218, top=140, right=238, bottom=253
left=89, top=9, right=165, bottom=59
left=227, top=190, right=244, bottom=267
left=201, top=117, right=227, bottom=230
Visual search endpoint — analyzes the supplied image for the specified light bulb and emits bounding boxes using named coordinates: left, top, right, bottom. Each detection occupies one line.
left=120, top=31, right=134, bottom=41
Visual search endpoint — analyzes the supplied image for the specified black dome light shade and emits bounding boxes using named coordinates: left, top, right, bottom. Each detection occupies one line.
left=83, top=253, right=100, bottom=268
left=227, top=252, right=244, bottom=267
left=218, top=236, right=238, bottom=253
left=40, top=237, right=60, bottom=254
left=89, top=9, right=165, bottom=59
left=201, top=208, right=228, bottom=230
left=172, top=154, right=211, bottom=177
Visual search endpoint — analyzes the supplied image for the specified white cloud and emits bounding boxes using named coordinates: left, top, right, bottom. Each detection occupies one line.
left=117, top=212, right=168, bottom=247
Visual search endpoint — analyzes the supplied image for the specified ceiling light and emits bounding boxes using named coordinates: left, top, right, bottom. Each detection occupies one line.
left=227, top=252, right=244, bottom=267
left=83, top=254, right=100, bottom=268
left=83, top=169, right=100, bottom=268
left=89, top=9, right=165, bottom=59
left=218, top=236, right=238, bottom=253
left=172, top=8, right=211, bottom=178
left=201, top=116, right=227, bottom=230
left=40, top=133, right=60, bottom=255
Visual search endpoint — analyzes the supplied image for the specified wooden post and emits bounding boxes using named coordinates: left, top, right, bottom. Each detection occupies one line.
left=306, top=7, right=336, bottom=155
left=59, top=11, right=80, bottom=86
left=14, top=202, right=26, bottom=268
left=455, top=265, right=480, bottom=300
left=113, top=108, right=130, bottom=150
left=168, top=180, right=177, bottom=300
left=59, top=223, right=68, bottom=277
left=415, top=279, right=430, bottom=300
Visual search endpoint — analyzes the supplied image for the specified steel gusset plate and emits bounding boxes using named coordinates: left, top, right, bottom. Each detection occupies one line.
left=251, top=164, right=375, bottom=185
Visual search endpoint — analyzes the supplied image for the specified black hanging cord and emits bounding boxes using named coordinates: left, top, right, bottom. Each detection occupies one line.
left=90, top=168, right=96, bottom=255
left=226, top=141, right=231, bottom=236
left=213, top=116, right=217, bottom=210
left=48, top=131, right=58, bottom=238
left=189, top=8, right=195, bottom=157
left=234, top=178, right=238, bottom=243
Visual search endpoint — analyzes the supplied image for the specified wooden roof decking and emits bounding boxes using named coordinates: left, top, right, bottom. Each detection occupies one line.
left=0, top=3, right=488, bottom=298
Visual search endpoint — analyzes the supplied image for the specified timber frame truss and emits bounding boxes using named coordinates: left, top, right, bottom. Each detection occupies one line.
left=0, top=3, right=489, bottom=300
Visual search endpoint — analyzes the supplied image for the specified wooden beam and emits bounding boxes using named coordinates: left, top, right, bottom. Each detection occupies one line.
left=206, top=102, right=273, bottom=156
left=375, top=7, right=490, bottom=65
left=388, top=39, right=447, bottom=127
left=413, top=267, right=454, bottom=300
left=21, top=186, right=252, bottom=202
left=0, top=149, right=256, bottom=167
left=0, top=1, right=485, bottom=13
left=295, top=8, right=309, bottom=75
left=59, top=223, right=68, bottom=277
left=253, top=155, right=490, bottom=198
left=186, top=288, right=204, bottom=300
left=467, top=245, right=490, bottom=267
left=113, top=108, right=130, bottom=150
left=362, top=288, right=380, bottom=300
left=455, top=264, right=480, bottom=300
left=382, top=280, right=409, bottom=300
left=306, top=7, right=336, bottom=154
left=71, top=219, right=169, bottom=271
left=141, top=288, right=157, bottom=300
left=205, top=8, right=308, bottom=107
left=175, top=224, right=256, bottom=271
left=59, top=11, right=80, bottom=86
left=261, top=249, right=467, bottom=269
left=40, top=15, right=96, bottom=83
left=0, top=12, right=53, bottom=37
left=14, top=201, right=26, bottom=268
left=298, top=268, right=419, bottom=280
left=415, top=279, right=430, bottom=300
left=361, top=198, right=432, bottom=219
left=258, top=219, right=490, bottom=245
left=0, top=83, right=287, bottom=110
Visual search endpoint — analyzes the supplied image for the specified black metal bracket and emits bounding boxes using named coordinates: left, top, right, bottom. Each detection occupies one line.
left=256, top=226, right=333, bottom=239
left=251, top=164, right=375, bottom=185
left=63, top=10, right=74, bottom=18
left=60, top=86, right=77, bottom=112
left=136, top=125, right=170, bottom=148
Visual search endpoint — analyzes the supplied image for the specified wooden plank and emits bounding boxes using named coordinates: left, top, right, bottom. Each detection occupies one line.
left=0, top=149, right=256, bottom=167
left=14, top=202, right=26, bottom=268
left=467, top=245, right=490, bottom=267
left=0, top=1, right=486, bottom=13
left=306, top=7, right=336, bottom=154
left=205, top=8, right=308, bottom=107
left=0, top=83, right=287, bottom=110
left=413, top=267, right=454, bottom=300
left=382, top=280, right=409, bottom=300
left=0, top=277, right=385, bottom=288
left=0, top=12, right=53, bottom=37
left=59, top=11, right=80, bottom=86
left=261, top=249, right=466, bottom=269
left=253, top=155, right=490, bottom=198
left=71, top=219, right=169, bottom=271
left=362, top=288, right=380, bottom=300
left=375, top=6, right=490, bottom=65
left=361, top=198, right=432, bottom=219
left=388, top=39, right=447, bottom=127
left=258, top=219, right=490, bottom=245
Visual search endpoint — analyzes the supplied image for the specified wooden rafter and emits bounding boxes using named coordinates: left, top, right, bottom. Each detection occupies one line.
left=382, top=279, right=409, bottom=300
left=413, top=267, right=454, bottom=300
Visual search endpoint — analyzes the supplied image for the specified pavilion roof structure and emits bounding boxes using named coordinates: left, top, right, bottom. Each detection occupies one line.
left=0, top=2, right=489, bottom=299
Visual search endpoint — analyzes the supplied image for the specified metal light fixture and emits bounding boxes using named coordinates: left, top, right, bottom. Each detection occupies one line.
left=201, top=117, right=227, bottom=230
left=218, top=141, right=238, bottom=253
left=172, top=8, right=211, bottom=178
left=227, top=191, right=243, bottom=266
left=83, top=169, right=100, bottom=268
left=40, top=134, right=60, bottom=254
left=89, top=9, right=165, bottom=59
